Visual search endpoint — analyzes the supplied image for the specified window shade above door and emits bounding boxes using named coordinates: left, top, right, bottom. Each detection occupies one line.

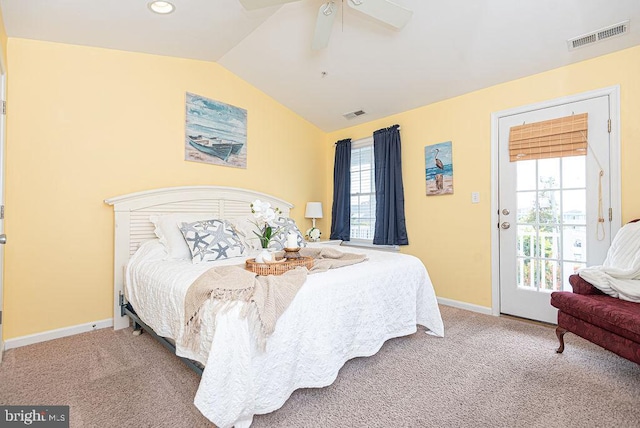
left=509, top=113, right=588, bottom=161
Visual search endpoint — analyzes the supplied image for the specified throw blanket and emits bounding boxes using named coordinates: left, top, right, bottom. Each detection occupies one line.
left=182, top=248, right=367, bottom=351
left=578, top=221, right=640, bottom=302
left=299, top=246, right=368, bottom=273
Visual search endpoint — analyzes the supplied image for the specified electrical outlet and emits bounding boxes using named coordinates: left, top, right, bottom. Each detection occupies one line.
left=471, top=192, right=480, bottom=204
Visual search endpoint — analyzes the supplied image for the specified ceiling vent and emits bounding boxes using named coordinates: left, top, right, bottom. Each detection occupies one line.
left=343, top=110, right=367, bottom=120
left=568, top=20, right=629, bottom=51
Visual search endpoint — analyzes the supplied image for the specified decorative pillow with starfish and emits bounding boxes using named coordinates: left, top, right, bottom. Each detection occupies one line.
left=179, top=219, right=246, bottom=263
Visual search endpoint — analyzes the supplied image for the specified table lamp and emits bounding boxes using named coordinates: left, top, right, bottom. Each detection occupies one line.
left=305, top=202, right=323, bottom=241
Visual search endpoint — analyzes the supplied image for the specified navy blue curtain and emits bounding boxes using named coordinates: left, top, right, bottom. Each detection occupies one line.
left=373, top=125, right=409, bottom=245
left=330, top=139, right=352, bottom=241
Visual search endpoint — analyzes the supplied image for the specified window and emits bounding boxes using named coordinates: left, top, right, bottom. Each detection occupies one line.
left=350, top=137, right=376, bottom=242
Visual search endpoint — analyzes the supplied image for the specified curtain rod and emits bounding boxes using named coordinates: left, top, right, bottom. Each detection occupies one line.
left=334, top=125, right=401, bottom=145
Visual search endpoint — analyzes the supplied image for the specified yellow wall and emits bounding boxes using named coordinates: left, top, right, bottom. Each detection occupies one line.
left=4, top=35, right=640, bottom=340
left=4, top=39, right=326, bottom=339
left=327, top=45, right=640, bottom=308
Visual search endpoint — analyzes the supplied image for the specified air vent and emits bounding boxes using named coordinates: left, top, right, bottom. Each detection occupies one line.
left=568, top=20, right=629, bottom=51
left=343, top=110, right=366, bottom=120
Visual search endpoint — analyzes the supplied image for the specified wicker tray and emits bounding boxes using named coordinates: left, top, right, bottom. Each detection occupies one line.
left=246, top=256, right=313, bottom=276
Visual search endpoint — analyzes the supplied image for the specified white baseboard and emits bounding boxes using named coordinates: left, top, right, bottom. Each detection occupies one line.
left=4, top=319, right=113, bottom=350
left=437, top=297, right=493, bottom=316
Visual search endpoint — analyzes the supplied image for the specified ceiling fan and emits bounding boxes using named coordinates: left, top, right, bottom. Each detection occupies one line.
left=239, top=0, right=413, bottom=50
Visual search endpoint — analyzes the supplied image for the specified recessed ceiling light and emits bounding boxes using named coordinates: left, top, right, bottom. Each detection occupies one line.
left=148, top=1, right=175, bottom=14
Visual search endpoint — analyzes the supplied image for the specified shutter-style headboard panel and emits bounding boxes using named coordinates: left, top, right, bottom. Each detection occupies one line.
left=128, top=201, right=223, bottom=256
left=105, top=186, right=294, bottom=330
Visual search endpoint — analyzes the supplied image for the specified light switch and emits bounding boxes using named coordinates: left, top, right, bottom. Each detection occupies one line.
left=471, top=192, right=480, bottom=204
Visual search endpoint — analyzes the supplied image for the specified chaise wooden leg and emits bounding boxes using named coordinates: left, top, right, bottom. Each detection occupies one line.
left=555, top=326, right=567, bottom=353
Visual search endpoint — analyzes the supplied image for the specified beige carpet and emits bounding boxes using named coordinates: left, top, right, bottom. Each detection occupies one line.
left=1, top=305, right=639, bottom=428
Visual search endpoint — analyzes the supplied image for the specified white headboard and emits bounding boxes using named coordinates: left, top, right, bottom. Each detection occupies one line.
left=105, top=186, right=294, bottom=330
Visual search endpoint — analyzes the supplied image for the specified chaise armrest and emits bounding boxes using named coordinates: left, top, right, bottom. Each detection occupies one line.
left=569, top=274, right=605, bottom=295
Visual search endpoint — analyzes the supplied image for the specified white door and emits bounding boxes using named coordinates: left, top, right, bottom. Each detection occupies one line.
left=498, top=95, right=613, bottom=324
left=0, top=57, right=6, bottom=362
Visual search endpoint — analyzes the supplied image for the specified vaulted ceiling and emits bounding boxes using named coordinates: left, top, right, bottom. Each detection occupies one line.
left=2, top=0, right=640, bottom=131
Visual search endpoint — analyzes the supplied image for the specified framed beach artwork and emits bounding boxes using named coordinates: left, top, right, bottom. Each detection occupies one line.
left=185, top=92, right=247, bottom=168
left=425, top=141, right=454, bottom=196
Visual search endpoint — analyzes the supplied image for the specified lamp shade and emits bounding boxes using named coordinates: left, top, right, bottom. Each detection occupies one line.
left=305, top=202, right=323, bottom=219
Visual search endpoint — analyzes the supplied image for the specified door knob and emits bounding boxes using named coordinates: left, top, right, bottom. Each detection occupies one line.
left=502, top=208, right=510, bottom=215
left=0, top=234, right=6, bottom=244
left=500, top=222, right=511, bottom=230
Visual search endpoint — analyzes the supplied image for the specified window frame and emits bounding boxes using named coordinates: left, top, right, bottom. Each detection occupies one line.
left=349, top=137, right=376, bottom=246
left=344, top=138, right=399, bottom=252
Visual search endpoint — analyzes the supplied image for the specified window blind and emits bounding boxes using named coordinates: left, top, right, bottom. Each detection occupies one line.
left=509, top=113, right=588, bottom=162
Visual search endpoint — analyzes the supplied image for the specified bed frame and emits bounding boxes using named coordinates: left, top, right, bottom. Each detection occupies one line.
left=104, top=185, right=293, bottom=332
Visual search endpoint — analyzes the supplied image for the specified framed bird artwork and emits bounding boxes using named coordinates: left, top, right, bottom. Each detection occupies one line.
left=425, top=141, right=454, bottom=196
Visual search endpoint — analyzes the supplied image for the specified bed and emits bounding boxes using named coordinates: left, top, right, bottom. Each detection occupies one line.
left=105, top=186, right=444, bottom=428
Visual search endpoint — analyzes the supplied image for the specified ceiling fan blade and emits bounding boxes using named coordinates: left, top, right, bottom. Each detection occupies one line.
left=346, top=0, right=413, bottom=29
left=312, top=2, right=337, bottom=50
left=239, top=0, right=300, bottom=11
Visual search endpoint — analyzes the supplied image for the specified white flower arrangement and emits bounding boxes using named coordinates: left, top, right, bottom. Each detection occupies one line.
left=306, top=227, right=321, bottom=241
left=250, top=199, right=282, bottom=249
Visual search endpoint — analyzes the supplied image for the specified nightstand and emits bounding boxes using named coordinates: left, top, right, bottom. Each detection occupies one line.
left=306, top=239, right=342, bottom=246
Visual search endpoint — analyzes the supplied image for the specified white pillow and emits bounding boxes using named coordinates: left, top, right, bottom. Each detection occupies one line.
left=150, top=213, right=215, bottom=260
left=226, top=216, right=263, bottom=251
left=179, top=219, right=246, bottom=263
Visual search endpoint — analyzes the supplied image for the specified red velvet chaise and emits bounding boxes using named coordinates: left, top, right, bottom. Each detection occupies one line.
left=550, top=274, right=640, bottom=364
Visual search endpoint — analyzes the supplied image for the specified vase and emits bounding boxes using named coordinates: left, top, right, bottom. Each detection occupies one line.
left=255, top=248, right=273, bottom=263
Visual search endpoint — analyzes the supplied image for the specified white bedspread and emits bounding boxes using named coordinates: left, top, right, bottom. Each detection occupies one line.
left=578, top=221, right=640, bottom=302
left=126, top=240, right=444, bottom=428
